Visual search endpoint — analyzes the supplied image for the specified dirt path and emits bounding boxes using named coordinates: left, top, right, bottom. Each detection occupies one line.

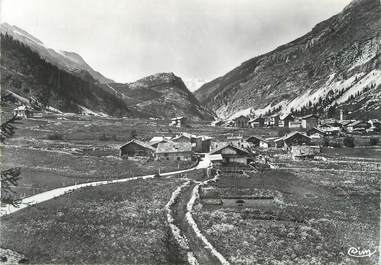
left=170, top=183, right=224, bottom=265
left=0, top=157, right=211, bottom=217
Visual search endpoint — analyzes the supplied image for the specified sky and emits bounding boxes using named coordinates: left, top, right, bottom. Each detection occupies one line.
left=1, top=0, right=351, bottom=87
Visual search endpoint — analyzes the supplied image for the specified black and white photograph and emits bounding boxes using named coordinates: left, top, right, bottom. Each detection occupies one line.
left=0, top=0, right=380, bottom=264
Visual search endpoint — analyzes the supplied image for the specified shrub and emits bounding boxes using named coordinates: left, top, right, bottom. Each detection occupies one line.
left=369, top=137, right=379, bottom=146
left=47, top=132, right=64, bottom=140
left=343, top=136, right=355, bottom=148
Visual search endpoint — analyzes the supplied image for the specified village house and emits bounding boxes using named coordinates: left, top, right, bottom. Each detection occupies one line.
left=368, top=119, right=381, bottom=132
left=172, top=133, right=209, bottom=153
left=209, top=143, right=251, bottom=165
left=259, top=137, right=277, bottom=149
left=245, top=136, right=263, bottom=147
left=279, top=113, right=294, bottom=128
left=232, top=115, right=250, bottom=128
left=319, top=126, right=341, bottom=137
left=269, top=114, right=281, bottom=127
left=199, top=136, right=213, bottom=153
left=276, top=132, right=311, bottom=150
left=13, top=105, right=33, bottom=119
left=307, top=127, right=326, bottom=138
left=289, top=119, right=302, bottom=128
left=320, top=119, right=342, bottom=128
left=346, top=120, right=371, bottom=134
left=249, top=117, right=265, bottom=128
left=170, top=117, right=187, bottom=127
left=155, top=142, right=193, bottom=161
left=300, top=114, right=319, bottom=129
left=148, top=136, right=172, bottom=148
left=208, top=154, right=224, bottom=167
left=120, top=139, right=156, bottom=159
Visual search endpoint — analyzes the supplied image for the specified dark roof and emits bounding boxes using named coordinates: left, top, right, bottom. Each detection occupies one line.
left=246, top=135, right=265, bottom=141
left=210, top=143, right=250, bottom=155
left=120, top=139, right=156, bottom=151
left=280, top=131, right=310, bottom=141
left=156, top=142, right=192, bottom=153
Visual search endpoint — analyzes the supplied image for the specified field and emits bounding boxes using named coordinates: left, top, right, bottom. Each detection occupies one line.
left=193, top=149, right=380, bottom=265
left=1, top=178, right=188, bottom=264
left=1, top=114, right=380, bottom=264
left=1, top=116, right=208, bottom=199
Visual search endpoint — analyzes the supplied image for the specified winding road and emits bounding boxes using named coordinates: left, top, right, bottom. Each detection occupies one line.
left=0, top=156, right=211, bottom=217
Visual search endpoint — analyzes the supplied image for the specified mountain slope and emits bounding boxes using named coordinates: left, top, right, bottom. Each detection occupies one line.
left=102, top=73, right=215, bottom=120
left=0, top=33, right=135, bottom=117
left=0, top=23, right=114, bottom=84
left=195, top=0, right=381, bottom=119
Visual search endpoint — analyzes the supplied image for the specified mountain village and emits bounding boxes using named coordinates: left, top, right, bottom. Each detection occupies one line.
left=1, top=0, right=380, bottom=264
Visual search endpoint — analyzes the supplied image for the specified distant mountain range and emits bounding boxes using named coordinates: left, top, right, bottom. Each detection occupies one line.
left=0, top=23, right=214, bottom=120
left=195, top=0, right=381, bottom=120
left=0, top=23, right=114, bottom=84
left=100, top=73, right=215, bottom=120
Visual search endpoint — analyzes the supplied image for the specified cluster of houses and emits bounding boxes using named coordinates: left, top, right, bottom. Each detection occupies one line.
left=119, top=128, right=326, bottom=165
left=213, top=113, right=381, bottom=135
left=119, top=132, right=213, bottom=162
left=218, top=113, right=319, bottom=130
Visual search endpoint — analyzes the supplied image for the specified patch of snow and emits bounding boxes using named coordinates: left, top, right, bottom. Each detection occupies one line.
left=78, top=105, right=109, bottom=118
left=334, top=69, right=381, bottom=105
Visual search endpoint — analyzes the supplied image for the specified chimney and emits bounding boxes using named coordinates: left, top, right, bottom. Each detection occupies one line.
left=340, top=109, right=344, bottom=121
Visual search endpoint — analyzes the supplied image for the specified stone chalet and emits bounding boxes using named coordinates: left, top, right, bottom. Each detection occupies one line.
left=155, top=142, right=193, bottom=161
left=209, top=144, right=250, bottom=165
left=120, top=139, right=156, bottom=158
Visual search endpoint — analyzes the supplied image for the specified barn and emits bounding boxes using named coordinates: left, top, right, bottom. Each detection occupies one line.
left=120, top=139, right=156, bottom=158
